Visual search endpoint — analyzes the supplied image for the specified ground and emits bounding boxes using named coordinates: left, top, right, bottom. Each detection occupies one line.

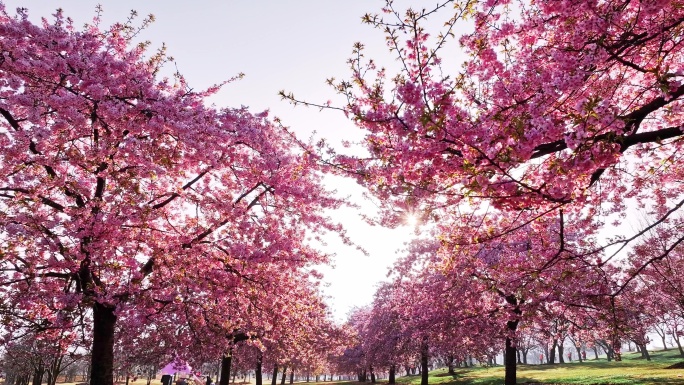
left=3, top=351, right=683, bottom=385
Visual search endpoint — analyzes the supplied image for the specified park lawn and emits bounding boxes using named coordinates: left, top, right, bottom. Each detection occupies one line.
left=394, top=351, right=684, bottom=384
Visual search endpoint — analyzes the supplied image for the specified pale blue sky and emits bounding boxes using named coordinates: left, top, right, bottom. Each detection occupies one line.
left=5, top=0, right=423, bottom=321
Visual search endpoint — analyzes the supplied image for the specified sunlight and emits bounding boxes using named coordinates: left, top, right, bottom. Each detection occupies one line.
left=405, top=213, right=419, bottom=227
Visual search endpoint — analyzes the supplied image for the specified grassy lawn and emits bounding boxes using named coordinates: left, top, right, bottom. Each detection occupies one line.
left=3, top=351, right=683, bottom=385
left=395, top=350, right=684, bottom=384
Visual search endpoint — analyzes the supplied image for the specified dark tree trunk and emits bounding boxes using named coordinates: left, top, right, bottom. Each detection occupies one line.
left=280, top=366, right=287, bottom=385
left=447, top=355, right=454, bottom=374
left=90, top=302, right=117, bottom=385
left=522, top=349, right=528, bottom=364
left=504, top=335, right=517, bottom=385
left=388, top=365, right=395, bottom=384
left=420, top=336, right=429, bottom=385
left=32, top=362, right=45, bottom=385
left=504, top=297, right=520, bottom=385
left=289, top=369, right=294, bottom=384
left=370, top=367, right=375, bottom=383
left=255, top=352, right=263, bottom=385
left=549, top=340, right=558, bottom=364
left=575, top=345, right=583, bottom=363
left=558, top=343, right=565, bottom=364
left=272, top=366, right=279, bottom=385
left=674, top=330, right=684, bottom=356
left=639, top=344, right=651, bottom=361
left=219, top=354, right=233, bottom=385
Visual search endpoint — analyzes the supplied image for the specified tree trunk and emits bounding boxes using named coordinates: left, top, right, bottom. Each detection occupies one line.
left=504, top=297, right=520, bottom=385
left=32, top=362, right=45, bottom=385
left=272, top=366, right=279, bottom=385
left=549, top=340, right=558, bottom=364
left=673, top=330, right=684, bottom=356
left=575, top=345, right=583, bottom=363
left=420, top=336, right=429, bottom=385
left=504, top=334, right=517, bottom=385
left=370, top=367, right=375, bottom=383
left=90, top=302, right=117, bottom=385
left=639, top=344, right=651, bottom=361
left=388, top=365, right=395, bottom=384
left=558, top=343, right=565, bottom=364
left=219, top=353, right=233, bottom=385
left=289, top=369, right=294, bottom=384
left=255, top=352, right=263, bottom=385
left=280, top=366, right=287, bottom=385
left=447, top=355, right=454, bottom=374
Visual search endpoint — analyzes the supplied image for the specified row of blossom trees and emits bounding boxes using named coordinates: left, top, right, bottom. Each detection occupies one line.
left=0, top=5, right=349, bottom=385
left=4, top=1, right=684, bottom=385
left=289, top=0, right=684, bottom=384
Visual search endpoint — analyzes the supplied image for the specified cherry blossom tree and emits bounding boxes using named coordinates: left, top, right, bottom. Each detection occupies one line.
left=0, top=6, right=344, bottom=385
left=283, top=1, right=684, bottom=382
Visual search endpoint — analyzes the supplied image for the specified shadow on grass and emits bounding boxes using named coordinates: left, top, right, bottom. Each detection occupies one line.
left=515, top=360, right=645, bottom=372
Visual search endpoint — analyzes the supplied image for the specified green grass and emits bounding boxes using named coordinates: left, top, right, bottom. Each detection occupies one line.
left=391, top=350, right=684, bottom=384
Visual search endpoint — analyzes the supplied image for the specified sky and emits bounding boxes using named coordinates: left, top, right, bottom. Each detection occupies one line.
left=2, top=0, right=431, bottom=321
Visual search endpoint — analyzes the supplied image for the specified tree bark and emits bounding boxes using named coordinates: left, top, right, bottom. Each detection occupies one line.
left=255, top=352, right=263, bottom=385
left=90, top=302, right=117, bottom=385
left=370, top=367, right=375, bottom=383
left=420, top=336, right=429, bottom=385
left=388, top=365, right=395, bottom=384
left=447, top=355, right=454, bottom=374
left=280, top=366, right=287, bottom=385
left=219, top=353, right=233, bottom=385
left=504, top=334, right=517, bottom=385
left=549, top=340, right=558, bottom=364
left=289, top=369, right=294, bottom=384
left=504, top=297, right=520, bottom=385
left=558, top=343, right=565, bottom=364
left=673, top=330, right=684, bottom=356
left=575, top=345, right=583, bottom=363
left=639, top=344, right=651, bottom=361
left=272, top=366, right=279, bottom=385
left=32, top=362, right=44, bottom=385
